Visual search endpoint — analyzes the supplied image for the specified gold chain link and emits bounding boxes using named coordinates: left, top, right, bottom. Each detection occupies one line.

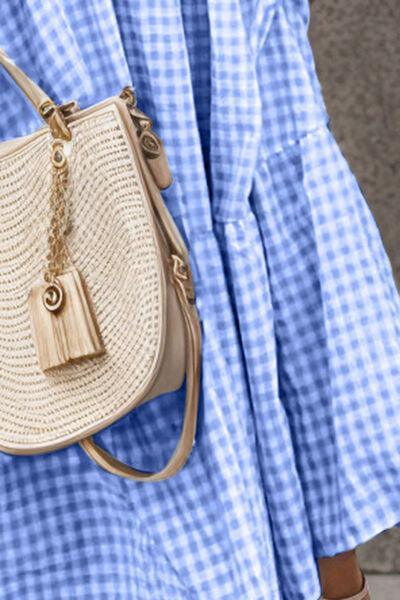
left=43, top=141, right=70, bottom=284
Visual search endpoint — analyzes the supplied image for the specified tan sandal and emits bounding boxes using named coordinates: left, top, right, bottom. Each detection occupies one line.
left=319, top=571, right=371, bottom=600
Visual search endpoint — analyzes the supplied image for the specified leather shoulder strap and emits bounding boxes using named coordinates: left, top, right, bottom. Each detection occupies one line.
left=0, top=48, right=53, bottom=113
left=0, top=48, right=71, bottom=140
left=79, top=277, right=202, bottom=482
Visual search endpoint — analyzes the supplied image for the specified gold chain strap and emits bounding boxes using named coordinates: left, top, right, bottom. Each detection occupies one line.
left=43, top=141, right=70, bottom=285
left=40, top=140, right=72, bottom=313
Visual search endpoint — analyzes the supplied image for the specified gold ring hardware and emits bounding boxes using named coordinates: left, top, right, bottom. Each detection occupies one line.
left=171, top=254, right=188, bottom=281
left=51, top=143, right=67, bottom=168
left=39, top=100, right=72, bottom=141
left=59, top=100, right=80, bottom=117
left=170, top=254, right=196, bottom=304
left=140, top=131, right=161, bottom=159
left=119, top=85, right=138, bottom=107
left=119, top=87, right=153, bottom=133
left=42, top=280, right=65, bottom=313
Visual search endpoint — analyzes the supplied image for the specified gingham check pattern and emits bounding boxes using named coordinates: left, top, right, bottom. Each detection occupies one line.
left=1, top=1, right=400, bottom=599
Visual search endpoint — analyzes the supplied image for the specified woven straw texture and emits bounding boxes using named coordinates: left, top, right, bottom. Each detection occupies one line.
left=0, top=103, right=164, bottom=450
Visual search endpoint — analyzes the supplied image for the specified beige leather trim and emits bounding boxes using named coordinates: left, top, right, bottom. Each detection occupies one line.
left=135, top=228, right=186, bottom=406
left=79, top=273, right=202, bottom=482
left=0, top=48, right=52, bottom=111
left=0, top=127, right=47, bottom=159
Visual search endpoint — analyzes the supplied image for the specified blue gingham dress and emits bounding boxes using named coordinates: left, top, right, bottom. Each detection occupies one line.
left=1, top=1, right=400, bottom=599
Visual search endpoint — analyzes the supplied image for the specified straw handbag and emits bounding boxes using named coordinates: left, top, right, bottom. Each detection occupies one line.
left=0, top=49, right=202, bottom=482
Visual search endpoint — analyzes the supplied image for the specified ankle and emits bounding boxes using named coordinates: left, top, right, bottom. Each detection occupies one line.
left=318, top=550, right=365, bottom=599
left=320, top=570, right=369, bottom=600
left=321, top=568, right=364, bottom=598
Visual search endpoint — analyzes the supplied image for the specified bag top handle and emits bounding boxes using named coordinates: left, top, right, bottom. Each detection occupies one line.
left=0, top=48, right=71, bottom=140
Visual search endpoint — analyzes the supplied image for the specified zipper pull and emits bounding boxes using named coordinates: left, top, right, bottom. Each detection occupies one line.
left=120, top=86, right=173, bottom=190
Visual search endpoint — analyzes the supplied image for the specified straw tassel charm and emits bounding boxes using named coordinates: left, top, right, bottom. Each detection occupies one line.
left=28, top=139, right=104, bottom=371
